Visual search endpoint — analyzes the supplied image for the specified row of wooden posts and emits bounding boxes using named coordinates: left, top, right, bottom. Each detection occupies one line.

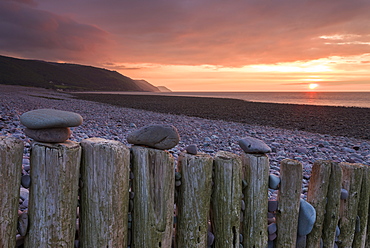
left=1, top=135, right=370, bottom=248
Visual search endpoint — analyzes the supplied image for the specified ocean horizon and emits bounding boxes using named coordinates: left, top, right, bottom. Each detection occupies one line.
left=80, top=91, right=370, bottom=108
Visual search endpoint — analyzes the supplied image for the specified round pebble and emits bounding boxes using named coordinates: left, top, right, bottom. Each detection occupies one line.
left=21, top=175, right=31, bottom=188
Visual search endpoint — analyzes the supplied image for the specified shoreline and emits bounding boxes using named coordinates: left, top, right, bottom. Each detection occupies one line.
left=72, top=90, right=370, bottom=108
left=72, top=93, right=370, bottom=140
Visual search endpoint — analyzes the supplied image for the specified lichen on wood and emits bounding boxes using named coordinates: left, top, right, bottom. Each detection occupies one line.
left=0, top=137, right=23, bottom=248
left=131, top=146, right=175, bottom=248
left=25, top=141, right=81, bottom=247
left=79, top=138, right=130, bottom=247
left=241, top=153, right=269, bottom=248
left=176, top=152, right=213, bottom=247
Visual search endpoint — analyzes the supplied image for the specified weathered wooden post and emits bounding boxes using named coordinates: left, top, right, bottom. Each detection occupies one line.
left=306, top=160, right=332, bottom=247
left=24, top=141, right=81, bottom=247
left=337, top=162, right=364, bottom=247
left=175, top=152, right=213, bottom=247
left=275, top=159, right=303, bottom=248
left=0, top=136, right=23, bottom=248
left=321, top=161, right=342, bottom=247
left=353, top=164, right=370, bottom=248
left=131, top=145, right=175, bottom=248
left=79, top=138, right=130, bottom=247
left=241, top=153, right=269, bottom=248
left=211, top=151, right=242, bottom=248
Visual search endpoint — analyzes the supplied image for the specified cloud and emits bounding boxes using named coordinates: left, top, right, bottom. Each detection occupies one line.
left=0, top=1, right=110, bottom=63
left=1, top=0, right=370, bottom=68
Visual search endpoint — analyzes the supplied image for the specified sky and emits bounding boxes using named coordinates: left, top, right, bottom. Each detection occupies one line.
left=1, top=0, right=370, bottom=91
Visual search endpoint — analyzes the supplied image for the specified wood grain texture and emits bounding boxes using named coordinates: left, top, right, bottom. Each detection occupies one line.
left=80, top=138, right=130, bottom=247
left=275, top=159, right=302, bottom=248
left=175, top=152, right=213, bottom=248
left=306, top=160, right=332, bottom=248
left=0, top=137, right=23, bottom=248
left=241, top=153, right=269, bottom=248
left=25, top=141, right=81, bottom=248
left=211, top=151, right=242, bottom=248
left=131, top=146, right=175, bottom=248
left=337, top=162, right=364, bottom=248
left=321, top=162, right=342, bottom=248
left=353, top=165, right=370, bottom=248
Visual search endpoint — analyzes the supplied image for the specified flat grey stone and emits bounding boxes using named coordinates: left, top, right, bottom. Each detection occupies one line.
left=298, top=199, right=316, bottom=236
left=20, top=109, right=83, bottom=129
left=25, top=127, right=71, bottom=143
left=269, top=174, right=280, bottom=189
left=127, top=124, right=180, bottom=150
left=185, top=144, right=198, bottom=155
left=238, top=136, right=271, bottom=154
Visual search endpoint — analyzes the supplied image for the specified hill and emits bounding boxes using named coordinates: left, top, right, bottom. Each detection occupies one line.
left=0, top=55, right=159, bottom=92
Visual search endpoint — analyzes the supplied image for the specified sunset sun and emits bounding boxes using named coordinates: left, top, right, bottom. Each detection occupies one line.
left=309, top=83, right=319, bottom=90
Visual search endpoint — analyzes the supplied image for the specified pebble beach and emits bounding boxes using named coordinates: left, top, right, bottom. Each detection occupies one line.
left=1, top=84, right=370, bottom=196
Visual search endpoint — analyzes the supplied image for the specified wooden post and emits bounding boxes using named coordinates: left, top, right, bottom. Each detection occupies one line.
left=241, top=153, right=269, bottom=248
left=337, top=162, right=364, bottom=247
left=275, top=159, right=303, bottom=248
left=353, top=165, right=370, bottom=248
left=175, top=152, right=213, bottom=247
left=211, top=151, right=242, bottom=248
left=24, top=141, right=81, bottom=248
left=321, top=161, right=342, bottom=247
left=131, top=145, right=175, bottom=248
left=0, top=137, right=23, bottom=248
left=306, top=160, right=332, bottom=247
left=79, top=138, right=130, bottom=247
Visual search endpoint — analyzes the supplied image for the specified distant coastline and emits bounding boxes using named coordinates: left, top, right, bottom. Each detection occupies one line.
left=73, top=91, right=370, bottom=108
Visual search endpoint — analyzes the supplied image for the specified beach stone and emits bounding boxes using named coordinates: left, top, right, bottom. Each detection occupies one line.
left=340, top=189, right=349, bottom=200
left=268, top=200, right=278, bottom=212
left=268, top=223, right=277, bottom=235
left=207, top=231, right=215, bottom=246
left=19, top=188, right=29, bottom=201
left=238, top=136, right=271, bottom=154
left=268, top=240, right=275, bottom=248
left=21, top=175, right=31, bottom=188
left=25, top=127, right=71, bottom=143
left=355, top=216, right=360, bottom=233
left=127, top=124, right=180, bottom=150
left=185, top=144, right=198, bottom=155
left=18, top=212, right=28, bottom=236
left=298, top=199, right=316, bottom=236
left=268, top=232, right=277, bottom=241
left=296, top=147, right=309, bottom=154
left=296, top=235, right=307, bottom=248
left=20, top=109, right=83, bottom=129
left=269, top=174, right=280, bottom=189
left=336, top=225, right=340, bottom=237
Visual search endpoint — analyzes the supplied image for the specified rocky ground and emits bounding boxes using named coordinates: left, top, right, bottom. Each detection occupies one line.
left=1, top=84, right=369, bottom=247
left=1, top=84, right=370, bottom=197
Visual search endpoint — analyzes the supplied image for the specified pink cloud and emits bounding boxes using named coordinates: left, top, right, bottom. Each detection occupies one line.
left=0, top=1, right=110, bottom=63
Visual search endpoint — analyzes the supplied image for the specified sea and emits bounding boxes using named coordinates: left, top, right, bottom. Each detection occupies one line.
left=89, top=91, right=370, bottom=108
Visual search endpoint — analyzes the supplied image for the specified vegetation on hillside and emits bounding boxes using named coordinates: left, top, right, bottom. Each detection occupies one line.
left=0, top=55, right=157, bottom=91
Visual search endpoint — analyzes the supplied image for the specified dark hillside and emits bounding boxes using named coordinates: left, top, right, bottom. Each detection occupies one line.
left=0, top=55, right=157, bottom=91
